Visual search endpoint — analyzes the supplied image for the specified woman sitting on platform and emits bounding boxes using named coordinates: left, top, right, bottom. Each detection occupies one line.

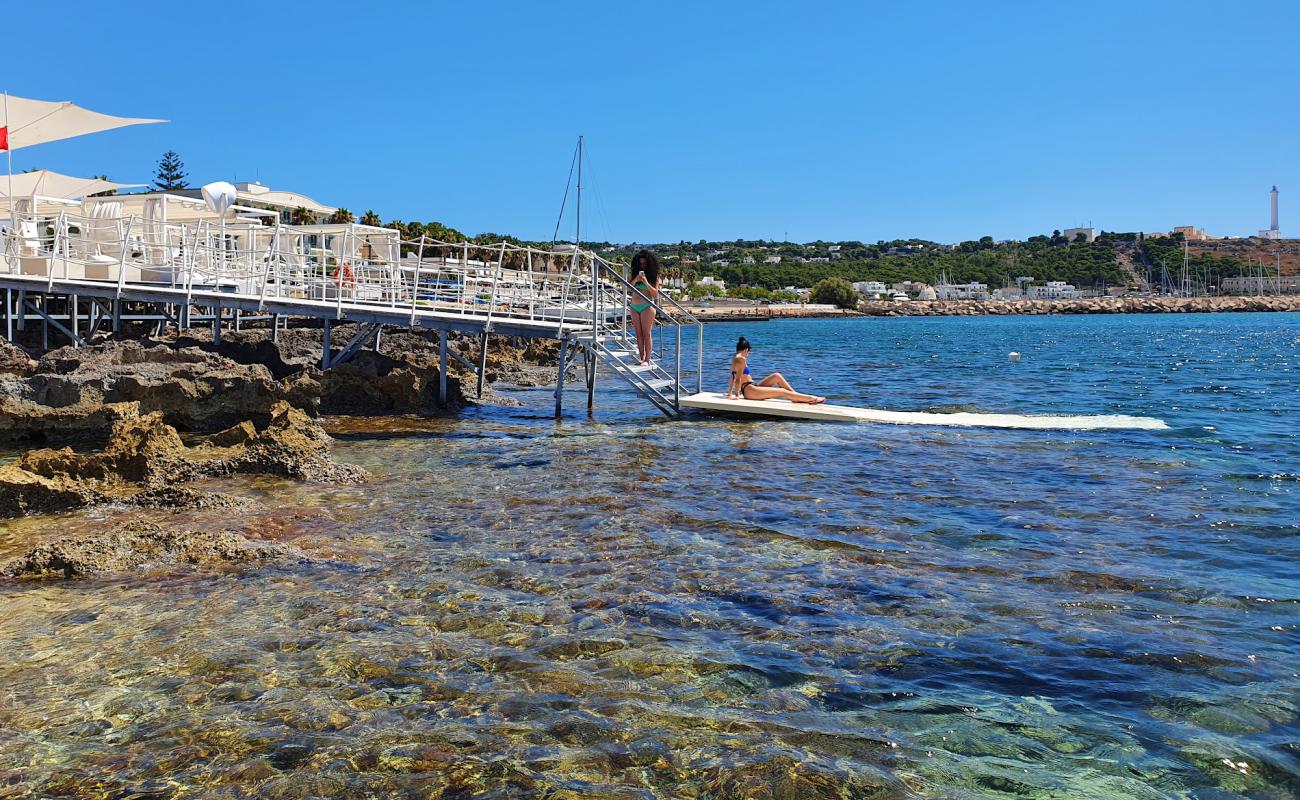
left=726, top=336, right=824, bottom=404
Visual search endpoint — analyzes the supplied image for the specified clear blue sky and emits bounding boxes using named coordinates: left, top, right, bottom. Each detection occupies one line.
left=6, top=1, right=1296, bottom=244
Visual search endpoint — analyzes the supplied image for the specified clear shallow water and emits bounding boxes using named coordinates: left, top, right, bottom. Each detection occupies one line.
left=0, top=313, right=1296, bottom=799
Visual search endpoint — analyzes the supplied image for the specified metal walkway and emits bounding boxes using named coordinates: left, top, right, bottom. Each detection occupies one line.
left=1, top=211, right=701, bottom=416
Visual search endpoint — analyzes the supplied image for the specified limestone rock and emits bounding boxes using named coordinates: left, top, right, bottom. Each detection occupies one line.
left=1, top=520, right=296, bottom=579
left=222, top=402, right=368, bottom=484
left=0, top=339, right=35, bottom=376
left=0, top=466, right=106, bottom=517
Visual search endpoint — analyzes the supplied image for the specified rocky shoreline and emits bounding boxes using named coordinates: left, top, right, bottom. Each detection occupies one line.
left=858, top=295, right=1300, bottom=316
left=0, top=322, right=563, bottom=578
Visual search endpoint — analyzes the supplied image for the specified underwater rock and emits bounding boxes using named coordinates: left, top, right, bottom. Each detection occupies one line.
left=1, top=520, right=297, bottom=579
left=124, top=486, right=255, bottom=511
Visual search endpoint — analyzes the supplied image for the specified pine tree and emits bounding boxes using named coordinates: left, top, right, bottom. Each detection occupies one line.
left=153, top=151, right=188, bottom=191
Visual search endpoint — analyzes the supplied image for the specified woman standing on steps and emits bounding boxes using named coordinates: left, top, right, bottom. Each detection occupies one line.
left=627, top=249, right=661, bottom=366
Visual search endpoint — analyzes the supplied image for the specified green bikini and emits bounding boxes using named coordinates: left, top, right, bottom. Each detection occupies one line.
left=629, top=281, right=652, bottom=314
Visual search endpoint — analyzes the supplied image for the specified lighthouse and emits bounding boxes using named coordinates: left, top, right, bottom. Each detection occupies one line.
left=1259, top=185, right=1281, bottom=240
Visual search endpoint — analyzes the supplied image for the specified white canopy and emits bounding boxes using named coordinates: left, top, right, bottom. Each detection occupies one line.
left=0, top=169, right=143, bottom=200
left=2, top=94, right=166, bottom=150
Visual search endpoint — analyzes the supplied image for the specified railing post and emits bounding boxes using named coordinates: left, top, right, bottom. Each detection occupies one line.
left=409, top=235, right=425, bottom=326
left=675, top=321, right=682, bottom=410
left=115, top=216, right=136, bottom=294
left=259, top=219, right=280, bottom=310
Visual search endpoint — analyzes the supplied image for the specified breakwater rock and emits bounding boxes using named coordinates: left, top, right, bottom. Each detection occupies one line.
left=0, top=403, right=366, bottom=518
left=858, top=295, right=1300, bottom=316
left=2, top=520, right=299, bottom=579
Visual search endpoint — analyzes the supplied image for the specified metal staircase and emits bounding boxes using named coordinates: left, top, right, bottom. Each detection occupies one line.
left=567, top=258, right=703, bottom=417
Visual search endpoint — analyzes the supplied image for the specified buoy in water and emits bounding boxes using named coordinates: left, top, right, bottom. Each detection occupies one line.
left=1008, top=352, right=1021, bottom=363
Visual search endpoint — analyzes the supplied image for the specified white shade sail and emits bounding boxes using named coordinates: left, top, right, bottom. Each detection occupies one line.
left=0, top=169, right=143, bottom=200
left=2, top=94, right=166, bottom=150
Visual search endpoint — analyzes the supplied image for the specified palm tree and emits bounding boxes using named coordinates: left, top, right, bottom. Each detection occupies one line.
left=289, top=206, right=316, bottom=226
left=360, top=209, right=382, bottom=227
left=329, top=208, right=356, bottom=225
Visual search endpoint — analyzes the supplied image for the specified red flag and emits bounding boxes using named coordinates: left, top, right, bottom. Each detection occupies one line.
left=0, top=126, right=7, bottom=151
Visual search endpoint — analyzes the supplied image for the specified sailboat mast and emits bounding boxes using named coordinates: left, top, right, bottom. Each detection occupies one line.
left=575, top=135, right=583, bottom=249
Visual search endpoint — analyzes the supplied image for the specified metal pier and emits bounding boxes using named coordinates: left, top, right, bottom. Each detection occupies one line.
left=1, top=214, right=702, bottom=416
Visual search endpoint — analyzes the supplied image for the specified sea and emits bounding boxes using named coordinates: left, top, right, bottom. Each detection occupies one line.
left=0, top=312, right=1296, bottom=799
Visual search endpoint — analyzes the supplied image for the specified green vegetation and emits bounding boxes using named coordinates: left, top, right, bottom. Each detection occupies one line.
left=329, top=208, right=355, bottom=224
left=809, top=277, right=859, bottom=309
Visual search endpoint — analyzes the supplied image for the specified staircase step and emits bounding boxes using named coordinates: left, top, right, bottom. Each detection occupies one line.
left=645, top=378, right=674, bottom=390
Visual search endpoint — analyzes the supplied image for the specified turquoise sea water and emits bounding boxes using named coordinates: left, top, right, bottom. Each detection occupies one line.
left=0, top=312, right=1296, bottom=798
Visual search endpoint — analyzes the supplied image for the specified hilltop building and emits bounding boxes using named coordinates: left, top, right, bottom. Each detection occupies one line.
left=1063, top=227, right=1096, bottom=243
left=1172, top=226, right=1209, bottom=241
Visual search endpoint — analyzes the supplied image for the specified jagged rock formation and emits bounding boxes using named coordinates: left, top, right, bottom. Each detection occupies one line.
left=0, top=404, right=366, bottom=518
left=0, top=342, right=300, bottom=441
left=0, top=339, right=35, bottom=376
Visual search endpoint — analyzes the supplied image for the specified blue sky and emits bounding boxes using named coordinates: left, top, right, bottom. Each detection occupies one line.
left=5, top=1, right=1296, bottom=243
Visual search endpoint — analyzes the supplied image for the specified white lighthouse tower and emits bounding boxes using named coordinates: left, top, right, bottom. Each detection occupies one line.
left=1259, top=185, right=1281, bottom=239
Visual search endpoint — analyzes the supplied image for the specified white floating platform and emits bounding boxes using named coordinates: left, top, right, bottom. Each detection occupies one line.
left=679, top=392, right=1168, bottom=430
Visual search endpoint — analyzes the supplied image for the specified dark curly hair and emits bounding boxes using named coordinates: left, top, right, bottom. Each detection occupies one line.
left=630, top=249, right=661, bottom=287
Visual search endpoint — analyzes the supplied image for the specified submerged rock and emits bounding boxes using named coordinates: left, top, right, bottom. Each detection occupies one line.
left=1, top=520, right=297, bottom=579
left=125, top=486, right=255, bottom=511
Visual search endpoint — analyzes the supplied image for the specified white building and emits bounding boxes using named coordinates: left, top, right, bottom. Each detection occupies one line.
left=1028, top=280, right=1082, bottom=300
left=763, top=255, right=782, bottom=264
left=992, top=286, right=1024, bottom=300
left=808, top=256, right=830, bottom=263
left=742, top=255, right=756, bottom=264
left=1064, top=227, right=1096, bottom=243
left=1221, top=275, right=1299, bottom=294
left=936, top=281, right=990, bottom=300
left=852, top=280, right=888, bottom=298
left=699, top=276, right=726, bottom=291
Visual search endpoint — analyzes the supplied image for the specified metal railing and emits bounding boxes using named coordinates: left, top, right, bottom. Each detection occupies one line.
left=1, top=210, right=707, bottom=412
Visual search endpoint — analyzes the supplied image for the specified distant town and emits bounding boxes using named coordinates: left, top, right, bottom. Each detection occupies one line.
left=580, top=185, right=1294, bottom=309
